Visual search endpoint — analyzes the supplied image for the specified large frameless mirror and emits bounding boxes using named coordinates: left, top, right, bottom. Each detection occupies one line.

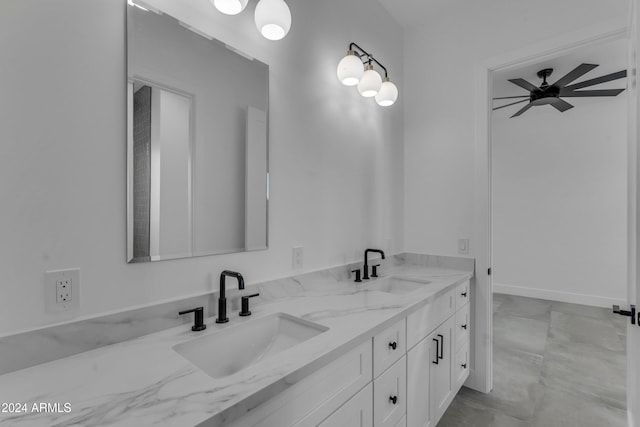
left=127, top=3, right=269, bottom=263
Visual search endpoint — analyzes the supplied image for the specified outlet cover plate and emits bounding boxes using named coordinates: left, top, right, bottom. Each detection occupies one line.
left=45, top=268, right=80, bottom=312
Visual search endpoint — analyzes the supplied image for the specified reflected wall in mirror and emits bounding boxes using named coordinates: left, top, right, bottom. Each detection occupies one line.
left=127, top=3, right=269, bottom=263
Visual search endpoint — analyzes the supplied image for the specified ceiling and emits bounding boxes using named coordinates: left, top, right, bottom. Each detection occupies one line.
left=492, top=38, right=628, bottom=118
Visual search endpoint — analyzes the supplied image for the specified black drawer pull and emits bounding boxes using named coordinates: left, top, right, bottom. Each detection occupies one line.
left=389, top=395, right=398, bottom=405
left=461, top=324, right=467, bottom=330
left=388, top=341, right=397, bottom=350
left=432, top=338, right=439, bottom=364
left=461, top=292, right=467, bottom=297
left=461, top=363, right=467, bottom=369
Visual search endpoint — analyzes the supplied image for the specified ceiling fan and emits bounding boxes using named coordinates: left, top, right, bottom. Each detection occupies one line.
left=493, top=63, right=627, bottom=118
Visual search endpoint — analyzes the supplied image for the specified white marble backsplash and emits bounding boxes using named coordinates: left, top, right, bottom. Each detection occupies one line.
left=0, top=253, right=473, bottom=375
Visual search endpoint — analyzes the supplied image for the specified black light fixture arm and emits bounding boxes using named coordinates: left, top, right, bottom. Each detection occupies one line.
left=348, top=42, right=389, bottom=78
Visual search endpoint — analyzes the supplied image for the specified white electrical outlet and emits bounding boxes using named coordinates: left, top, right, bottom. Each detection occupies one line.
left=458, top=238, right=469, bottom=255
left=56, top=278, right=72, bottom=303
left=45, top=268, right=80, bottom=312
left=292, top=246, right=304, bottom=269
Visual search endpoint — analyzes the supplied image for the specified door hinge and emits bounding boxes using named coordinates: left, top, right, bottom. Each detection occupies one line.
left=487, top=267, right=491, bottom=276
left=612, top=304, right=636, bottom=325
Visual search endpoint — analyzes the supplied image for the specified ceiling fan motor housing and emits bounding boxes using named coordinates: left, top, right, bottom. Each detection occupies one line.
left=531, top=85, right=560, bottom=105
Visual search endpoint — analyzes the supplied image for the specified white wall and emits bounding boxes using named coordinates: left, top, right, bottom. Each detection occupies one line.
left=403, top=0, right=628, bottom=257
left=492, top=87, right=628, bottom=306
left=0, top=0, right=404, bottom=335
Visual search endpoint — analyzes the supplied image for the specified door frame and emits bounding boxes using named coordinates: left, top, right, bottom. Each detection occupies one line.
left=471, top=18, right=629, bottom=394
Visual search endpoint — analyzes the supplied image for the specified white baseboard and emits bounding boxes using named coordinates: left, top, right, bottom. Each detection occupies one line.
left=493, top=283, right=626, bottom=308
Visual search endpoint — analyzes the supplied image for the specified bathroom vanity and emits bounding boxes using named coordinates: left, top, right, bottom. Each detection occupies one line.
left=0, top=258, right=472, bottom=427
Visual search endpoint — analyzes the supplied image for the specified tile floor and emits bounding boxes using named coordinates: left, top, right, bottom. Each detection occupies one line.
left=438, top=294, right=628, bottom=427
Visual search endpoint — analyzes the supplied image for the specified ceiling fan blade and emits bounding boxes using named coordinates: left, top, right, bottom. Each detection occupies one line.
left=493, top=95, right=530, bottom=100
left=510, top=103, right=533, bottom=118
left=551, top=98, right=574, bottom=112
left=508, top=78, right=539, bottom=92
left=560, top=89, right=625, bottom=97
left=552, top=63, right=598, bottom=88
left=492, top=99, right=529, bottom=111
left=561, top=70, right=627, bottom=92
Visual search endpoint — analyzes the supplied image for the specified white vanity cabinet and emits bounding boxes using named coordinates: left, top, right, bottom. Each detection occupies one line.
left=224, top=340, right=372, bottom=427
left=222, top=279, right=471, bottom=427
left=406, top=280, right=471, bottom=427
left=319, top=383, right=373, bottom=427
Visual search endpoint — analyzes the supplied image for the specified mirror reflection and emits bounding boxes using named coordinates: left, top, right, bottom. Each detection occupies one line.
left=127, top=4, right=269, bottom=263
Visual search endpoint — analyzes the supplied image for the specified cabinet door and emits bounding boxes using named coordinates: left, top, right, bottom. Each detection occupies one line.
left=373, top=318, right=406, bottom=378
left=374, top=356, right=406, bottom=427
left=406, top=335, right=434, bottom=427
left=432, top=316, right=455, bottom=422
left=454, top=342, right=470, bottom=389
left=455, top=303, right=470, bottom=351
left=319, top=383, right=373, bottom=427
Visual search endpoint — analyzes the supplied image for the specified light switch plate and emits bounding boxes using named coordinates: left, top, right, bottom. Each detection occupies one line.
left=45, top=268, right=80, bottom=312
left=458, top=238, right=469, bottom=255
left=292, top=246, right=303, bottom=270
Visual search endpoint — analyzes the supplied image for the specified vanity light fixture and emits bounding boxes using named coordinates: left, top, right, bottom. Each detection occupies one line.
left=210, top=0, right=292, bottom=41
left=337, top=42, right=398, bottom=106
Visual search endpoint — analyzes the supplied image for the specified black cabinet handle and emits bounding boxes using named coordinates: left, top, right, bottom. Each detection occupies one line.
left=432, top=338, right=439, bottom=364
left=389, top=395, right=398, bottom=405
left=461, top=324, right=467, bottom=330
left=461, top=363, right=467, bottom=369
left=388, top=341, right=397, bottom=350
left=461, top=292, right=467, bottom=297
left=437, top=334, right=444, bottom=360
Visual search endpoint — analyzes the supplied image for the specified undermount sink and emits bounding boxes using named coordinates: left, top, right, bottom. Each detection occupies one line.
left=363, top=276, right=432, bottom=295
left=173, top=313, right=329, bottom=379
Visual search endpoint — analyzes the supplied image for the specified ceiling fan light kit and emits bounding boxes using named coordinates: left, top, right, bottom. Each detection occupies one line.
left=493, top=63, right=627, bottom=118
left=337, top=42, right=399, bottom=107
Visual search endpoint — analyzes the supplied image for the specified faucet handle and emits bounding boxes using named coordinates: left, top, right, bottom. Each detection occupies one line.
left=371, top=264, right=381, bottom=278
left=239, top=293, right=260, bottom=317
left=351, top=269, right=362, bottom=283
left=179, top=307, right=207, bottom=331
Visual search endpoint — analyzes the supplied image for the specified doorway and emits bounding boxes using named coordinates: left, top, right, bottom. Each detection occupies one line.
left=471, top=16, right=635, bottom=414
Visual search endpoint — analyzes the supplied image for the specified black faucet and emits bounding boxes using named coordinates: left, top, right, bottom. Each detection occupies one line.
left=363, top=249, right=385, bottom=280
left=217, top=270, right=245, bottom=323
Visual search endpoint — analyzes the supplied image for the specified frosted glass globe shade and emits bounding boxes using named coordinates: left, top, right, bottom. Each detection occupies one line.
left=375, top=79, right=398, bottom=106
left=337, top=52, right=364, bottom=86
left=255, top=0, right=291, bottom=41
left=212, top=0, right=248, bottom=15
left=357, top=65, right=382, bottom=97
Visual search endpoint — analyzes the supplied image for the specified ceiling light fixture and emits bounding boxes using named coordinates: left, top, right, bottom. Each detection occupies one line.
left=337, top=42, right=398, bottom=107
left=212, top=0, right=248, bottom=15
left=254, top=0, right=291, bottom=41
left=210, top=0, right=291, bottom=41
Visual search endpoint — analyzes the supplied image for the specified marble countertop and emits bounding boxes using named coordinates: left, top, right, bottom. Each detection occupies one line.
left=0, top=264, right=472, bottom=427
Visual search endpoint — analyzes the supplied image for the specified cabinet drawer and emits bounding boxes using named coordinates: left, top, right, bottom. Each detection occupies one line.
left=455, top=281, right=470, bottom=310
left=225, top=340, right=372, bottom=427
left=318, top=383, right=373, bottom=427
left=455, top=303, right=470, bottom=351
left=374, top=355, right=406, bottom=427
left=407, top=289, right=455, bottom=349
left=373, top=318, right=406, bottom=378
left=454, top=342, right=470, bottom=390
